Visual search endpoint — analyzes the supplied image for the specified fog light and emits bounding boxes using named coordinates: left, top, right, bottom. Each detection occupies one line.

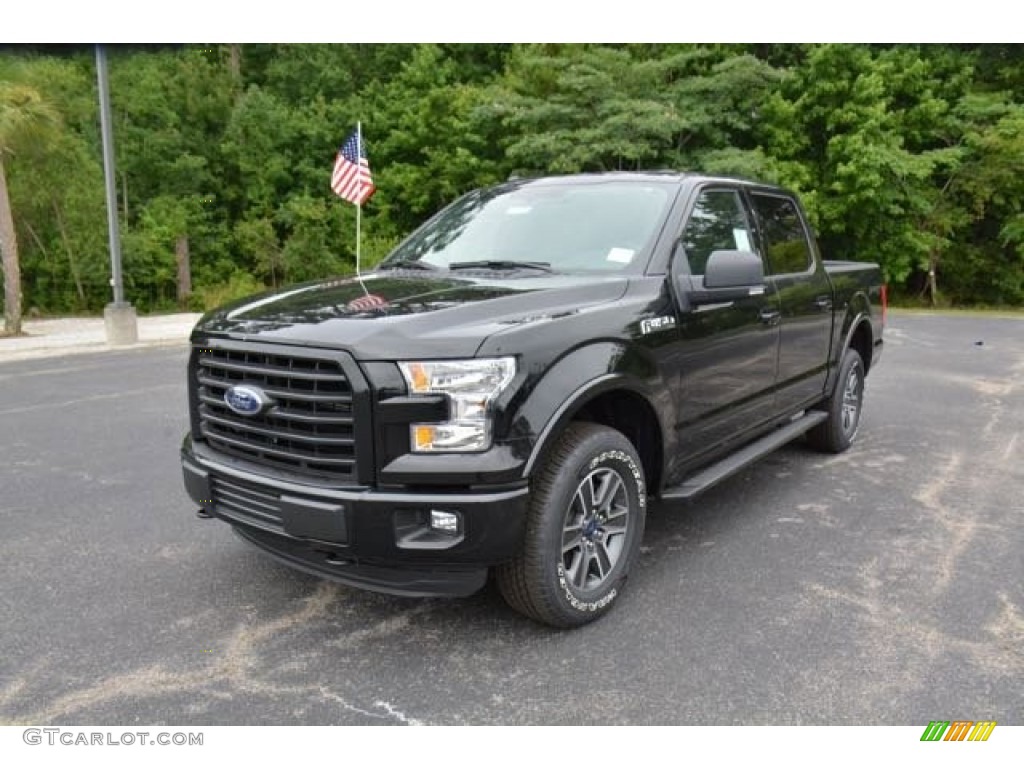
left=430, top=509, right=460, bottom=534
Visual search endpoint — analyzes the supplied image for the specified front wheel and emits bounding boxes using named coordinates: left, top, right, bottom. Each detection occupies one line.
left=497, top=422, right=647, bottom=628
left=807, top=347, right=865, bottom=453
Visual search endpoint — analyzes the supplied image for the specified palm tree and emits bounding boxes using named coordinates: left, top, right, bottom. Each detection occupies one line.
left=1, top=82, right=57, bottom=336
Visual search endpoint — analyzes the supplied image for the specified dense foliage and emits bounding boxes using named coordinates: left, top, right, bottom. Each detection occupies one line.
left=1, top=43, right=1022, bottom=315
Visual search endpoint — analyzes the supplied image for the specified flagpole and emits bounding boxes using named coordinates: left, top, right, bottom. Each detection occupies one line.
left=355, top=121, right=363, bottom=284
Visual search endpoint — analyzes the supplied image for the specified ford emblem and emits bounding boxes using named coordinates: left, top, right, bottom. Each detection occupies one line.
left=224, top=385, right=273, bottom=416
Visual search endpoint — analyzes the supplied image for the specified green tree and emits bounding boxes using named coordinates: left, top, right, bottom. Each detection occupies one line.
left=366, top=44, right=505, bottom=232
left=0, top=44, right=1021, bottom=313
left=111, top=48, right=235, bottom=309
left=0, top=80, right=58, bottom=334
left=2, top=54, right=109, bottom=312
left=488, top=45, right=690, bottom=174
left=923, top=94, right=1024, bottom=304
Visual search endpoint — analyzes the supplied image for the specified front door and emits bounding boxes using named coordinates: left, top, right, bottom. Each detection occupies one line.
left=669, top=186, right=782, bottom=477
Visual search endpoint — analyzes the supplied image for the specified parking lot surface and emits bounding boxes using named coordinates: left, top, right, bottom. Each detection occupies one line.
left=1, top=313, right=1021, bottom=725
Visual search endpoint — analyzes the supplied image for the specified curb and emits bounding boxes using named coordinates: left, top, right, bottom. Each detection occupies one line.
left=0, top=314, right=200, bottom=364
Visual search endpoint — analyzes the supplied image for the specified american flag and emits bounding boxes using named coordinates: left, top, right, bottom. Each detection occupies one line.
left=331, top=129, right=375, bottom=206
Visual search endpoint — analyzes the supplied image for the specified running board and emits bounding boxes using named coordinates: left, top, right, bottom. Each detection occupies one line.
left=659, top=411, right=828, bottom=501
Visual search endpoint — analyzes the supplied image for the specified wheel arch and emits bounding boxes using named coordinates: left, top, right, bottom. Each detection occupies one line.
left=847, top=317, right=873, bottom=375
left=826, top=309, right=874, bottom=396
left=523, top=375, right=665, bottom=495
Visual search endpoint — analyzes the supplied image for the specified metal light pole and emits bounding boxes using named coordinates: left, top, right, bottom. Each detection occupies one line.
left=96, top=44, right=137, bottom=345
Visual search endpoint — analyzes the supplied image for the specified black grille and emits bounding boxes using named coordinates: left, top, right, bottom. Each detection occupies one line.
left=195, top=346, right=358, bottom=481
left=211, top=475, right=285, bottom=533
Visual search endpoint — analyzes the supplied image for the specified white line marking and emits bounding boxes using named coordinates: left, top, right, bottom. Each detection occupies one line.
left=0, top=385, right=179, bottom=417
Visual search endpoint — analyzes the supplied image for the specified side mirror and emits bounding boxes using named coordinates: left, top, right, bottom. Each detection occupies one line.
left=703, top=250, right=764, bottom=289
left=685, top=250, right=766, bottom=306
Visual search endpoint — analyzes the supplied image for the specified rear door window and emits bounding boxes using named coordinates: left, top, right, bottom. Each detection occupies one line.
left=749, top=193, right=813, bottom=275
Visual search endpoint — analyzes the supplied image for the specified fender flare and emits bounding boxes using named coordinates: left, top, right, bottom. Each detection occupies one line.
left=516, top=342, right=668, bottom=479
left=827, top=304, right=873, bottom=394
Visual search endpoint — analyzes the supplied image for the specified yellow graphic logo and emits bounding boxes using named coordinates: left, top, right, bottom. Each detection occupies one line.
left=920, top=721, right=996, bottom=741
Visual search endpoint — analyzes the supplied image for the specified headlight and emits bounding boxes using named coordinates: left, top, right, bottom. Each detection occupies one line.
left=398, top=357, right=516, bottom=452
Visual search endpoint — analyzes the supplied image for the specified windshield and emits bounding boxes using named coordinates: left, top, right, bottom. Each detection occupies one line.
left=380, top=180, right=674, bottom=273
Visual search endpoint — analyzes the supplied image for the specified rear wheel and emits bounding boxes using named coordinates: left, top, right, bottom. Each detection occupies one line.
left=807, top=347, right=865, bottom=453
left=497, top=422, right=646, bottom=628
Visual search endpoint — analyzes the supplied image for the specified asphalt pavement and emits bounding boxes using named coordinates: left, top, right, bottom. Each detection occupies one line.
left=0, top=313, right=1021, bottom=725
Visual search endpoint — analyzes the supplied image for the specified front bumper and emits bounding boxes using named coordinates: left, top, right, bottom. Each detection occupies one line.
left=182, top=438, right=529, bottom=597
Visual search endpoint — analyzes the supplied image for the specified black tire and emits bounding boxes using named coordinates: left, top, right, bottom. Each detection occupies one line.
left=497, top=422, right=646, bottom=628
left=807, top=347, right=865, bottom=453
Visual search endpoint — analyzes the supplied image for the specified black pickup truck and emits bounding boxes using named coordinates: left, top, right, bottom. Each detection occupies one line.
left=181, top=172, right=884, bottom=627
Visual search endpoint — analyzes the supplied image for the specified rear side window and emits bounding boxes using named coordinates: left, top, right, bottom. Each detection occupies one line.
left=680, top=189, right=753, bottom=275
left=750, top=193, right=812, bottom=275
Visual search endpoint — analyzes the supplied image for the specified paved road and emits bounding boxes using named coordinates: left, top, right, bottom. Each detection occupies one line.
left=1, top=314, right=1021, bottom=725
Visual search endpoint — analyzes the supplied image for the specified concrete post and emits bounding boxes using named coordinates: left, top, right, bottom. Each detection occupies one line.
left=104, top=302, right=138, bottom=345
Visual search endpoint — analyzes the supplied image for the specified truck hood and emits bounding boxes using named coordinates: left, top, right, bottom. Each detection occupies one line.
left=193, top=271, right=630, bottom=359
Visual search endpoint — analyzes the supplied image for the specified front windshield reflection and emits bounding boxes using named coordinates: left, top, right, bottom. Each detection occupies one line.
left=381, top=180, right=673, bottom=274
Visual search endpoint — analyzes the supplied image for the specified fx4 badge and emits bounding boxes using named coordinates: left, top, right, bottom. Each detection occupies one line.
left=640, top=316, right=676, bottom=335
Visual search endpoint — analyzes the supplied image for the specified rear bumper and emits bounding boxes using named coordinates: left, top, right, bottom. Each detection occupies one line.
left=181, top=437, right=529, bottom=597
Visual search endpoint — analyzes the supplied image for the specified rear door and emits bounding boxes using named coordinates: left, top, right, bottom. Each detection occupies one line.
left=747, top=191, right=833, bottom=413
left=669, top=186, right=782, bottom=473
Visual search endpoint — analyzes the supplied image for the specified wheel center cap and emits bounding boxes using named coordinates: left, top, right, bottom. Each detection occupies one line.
left=583, top=517, right=599, bottom=539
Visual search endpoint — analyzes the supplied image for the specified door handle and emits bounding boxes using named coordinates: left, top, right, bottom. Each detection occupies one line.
left=814, top=295, right=833, bottom=311
left=759, top=307, right=781, bottom=326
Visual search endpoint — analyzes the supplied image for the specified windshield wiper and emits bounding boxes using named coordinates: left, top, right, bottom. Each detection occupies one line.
left=377, top=258, right=441, bottom=271
left=448, top=260, right=554, bottom=273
